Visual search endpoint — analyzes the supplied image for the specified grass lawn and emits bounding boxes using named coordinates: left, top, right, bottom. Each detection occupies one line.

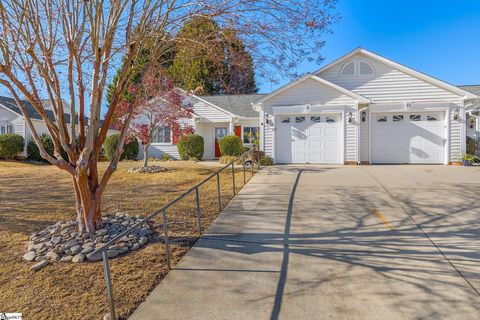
left=0, top=160, right=254, bottom=319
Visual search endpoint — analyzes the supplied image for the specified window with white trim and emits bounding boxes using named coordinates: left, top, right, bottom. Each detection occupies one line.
left=0, top=122, right=13, bottom=134
left=152, top=127, right=171, bottom=143
left=340, top=60, right=375, bottom=77
left=295, top=116, right=305, bottom=123
left=340, top=61, right=355, bottom=76
left=410, top=114, right=421, bottom=121
left=280, top=117, right=290, bottom=123
left=243, top=127, right=258, bottom=144
left=326, top=116, right=337, bottom=123
left=427, top=115, right=438, bottom=121
left=393, top=115, right=404, bottom=122
left=310, top=116, right=321, bottom=123
left=376, top=116, right=387, bottom=122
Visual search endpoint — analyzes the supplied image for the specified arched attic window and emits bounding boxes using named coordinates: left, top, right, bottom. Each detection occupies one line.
left=359, top=61, right=374, bottom=75
left=340, top=60, right=375, bottom=76
left=340, top=61, right=355, bottom=76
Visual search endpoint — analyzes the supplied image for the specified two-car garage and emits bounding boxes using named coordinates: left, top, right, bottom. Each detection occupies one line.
left=273, top=110, right=447, bottom=165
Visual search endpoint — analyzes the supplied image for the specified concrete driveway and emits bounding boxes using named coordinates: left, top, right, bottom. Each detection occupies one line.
left=130, top=165, right=480, bottom=320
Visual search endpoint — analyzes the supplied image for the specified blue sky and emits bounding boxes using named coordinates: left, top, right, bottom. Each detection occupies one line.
left=259, top=0, right=480, bottom=93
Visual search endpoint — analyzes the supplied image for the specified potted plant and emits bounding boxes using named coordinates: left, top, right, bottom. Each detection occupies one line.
left=461, top=154, right=479, bottom=166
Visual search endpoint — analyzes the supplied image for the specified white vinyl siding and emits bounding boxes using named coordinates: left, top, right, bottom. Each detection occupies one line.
left=448, top=104, right=464, bottom=162
left=344, top=107, right=358, bottom=162
left=319, top=54, right=461, bottom=102
left=192, top=102, right=232, bottom=122
left=265, top=78, right=359, bottom=106
left=360, top=110, right=369, bottom=162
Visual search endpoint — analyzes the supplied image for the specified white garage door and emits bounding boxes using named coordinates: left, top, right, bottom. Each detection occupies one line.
left=371, top=112, right=445, bottom=164
left=275, top=114, right=342, bottom=164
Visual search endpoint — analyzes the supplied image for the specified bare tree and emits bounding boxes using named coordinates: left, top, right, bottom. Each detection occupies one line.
left=0, top=0, right=338, bottom=233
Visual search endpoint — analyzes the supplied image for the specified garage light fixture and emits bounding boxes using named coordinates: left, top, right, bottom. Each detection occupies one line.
left=347, top=111, right=353, bottom=123
left=453, top=108, right=460, bottom=121
left=361, top=111, right=366, bottom=122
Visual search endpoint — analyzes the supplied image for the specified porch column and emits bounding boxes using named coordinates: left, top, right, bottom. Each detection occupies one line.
left=228, top=121, right=234, bottom=135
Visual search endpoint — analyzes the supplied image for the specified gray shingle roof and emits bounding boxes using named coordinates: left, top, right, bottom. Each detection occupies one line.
left=458, top=85, right=480, bottom=95
left=0, top=95, right=87, bottom=125
left=199, top=94, right=265, bottom=117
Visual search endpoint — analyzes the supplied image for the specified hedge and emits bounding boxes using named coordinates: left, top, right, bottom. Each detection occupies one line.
left=0, top=134, right=24, bottom=159
left=177, top=134, right=204, bottom=160
left=219, top=135, right=243, bottom=156
left=27, top=134, right=55, bottom=162
left=103, top=134, right=139, bottom=161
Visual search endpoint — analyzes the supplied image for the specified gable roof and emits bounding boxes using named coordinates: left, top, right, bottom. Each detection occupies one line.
left=458, top=85, right=480, bottom=95
left=254, top=73, right=371, bottom=106
left=314, top=47, right=478, bottom=99
left=198, top=94, right=264, bottom=117
left=0, top=95, right=87, bottom=125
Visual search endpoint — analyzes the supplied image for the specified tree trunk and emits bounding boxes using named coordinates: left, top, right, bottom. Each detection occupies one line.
left=73, top=173, right=103, bottom=234
left=143, top=145, right=149, bottom=167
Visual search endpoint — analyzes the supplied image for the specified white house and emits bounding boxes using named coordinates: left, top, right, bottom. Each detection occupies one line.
left=2, top=48, right=479, bottom=164
left=253, top=48, right=480, bottom=165
left=141, top=94, right=263, bottom=160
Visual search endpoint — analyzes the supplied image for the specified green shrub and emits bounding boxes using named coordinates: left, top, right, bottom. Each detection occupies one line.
left=259, top=155, right=274, bottom=166
left=27, top=134, right=54, bottom=162
left=0, top=134, right=24, bottom=159
left=177, top=134, right=204, bottom=160
left=467, top=136, right=478, bottom=155
left=103, top=134, right=139, bottom=161
left=162, top=153, right=171, bottom=161
left=219, top=135, right=243, bottom=156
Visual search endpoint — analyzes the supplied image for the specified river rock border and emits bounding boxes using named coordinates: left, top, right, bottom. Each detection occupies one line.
left=24, top=213, right=155, bottom=270
left=127, top=165, right=168, bottom=174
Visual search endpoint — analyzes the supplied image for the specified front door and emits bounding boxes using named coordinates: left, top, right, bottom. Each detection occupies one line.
left=215, top=127, right=228, bottom=158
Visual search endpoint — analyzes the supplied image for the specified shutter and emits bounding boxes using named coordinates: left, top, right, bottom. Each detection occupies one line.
left=172, top=126, right=179, bottom=144
left=234, top=126, right=242, bottom=138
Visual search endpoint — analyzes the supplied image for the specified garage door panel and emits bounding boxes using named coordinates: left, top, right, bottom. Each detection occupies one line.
left=275, top=114, right=342, bottom=164
left=372, top=112, right=445, bottom=164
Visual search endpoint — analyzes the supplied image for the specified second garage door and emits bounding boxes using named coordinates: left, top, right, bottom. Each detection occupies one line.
left=371, top=112, right=445, bottom=164
left=275, top=114, right=342, bottom=164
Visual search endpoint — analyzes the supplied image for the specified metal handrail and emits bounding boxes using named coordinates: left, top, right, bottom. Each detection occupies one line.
left=95, top=146, right=259, bottom=320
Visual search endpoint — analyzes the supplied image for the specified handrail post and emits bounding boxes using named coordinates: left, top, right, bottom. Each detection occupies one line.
left=243, top=160, right=246, bottom=184
left=251, top=150, right=254, bottom=177
left=102, top=251, right=117, bottom=320
left=162, top=209, right=171, bottom=270
left=232, top=162, right=236, bottom=195
left=195, top=187, right=202, bottom=235
left=216, top=172, right=222, bottom=211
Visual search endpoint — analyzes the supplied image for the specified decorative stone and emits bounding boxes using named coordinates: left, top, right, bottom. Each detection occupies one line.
left=86, top=252, right=102, bottom=262
left=139, top=228, right=153, bottom=237
left=96, top=228, right=108, bottom=236
left=127, top=165, right=168, bottom=174
left=30, top=260, right=49, bottom=271
left=130, top=243, right=140, bottom=251
left=52, top=236, right=63, bottom=245
left=106, top=249, right=119, bottom=258
left=60, top=256, right=73, bottom=263
left=64, top=240, right=79, bottom=249
left=80, top=246, right=94, bottom=255
left=72, top=254, right=85, bottom=263
left=70, top=245, right=81, bottom=255
left=46, top=251, right=60, bottom=261
left=23, top=251, right=36, bottom=262
left=139, top=236, right=148, bottom=246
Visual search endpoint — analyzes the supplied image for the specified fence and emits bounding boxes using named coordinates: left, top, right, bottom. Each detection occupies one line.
left=91, top=148, right=260, bottom=320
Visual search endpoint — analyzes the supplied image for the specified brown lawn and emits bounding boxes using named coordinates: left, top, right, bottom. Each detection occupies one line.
left=0, top=160, right=254, bottom=320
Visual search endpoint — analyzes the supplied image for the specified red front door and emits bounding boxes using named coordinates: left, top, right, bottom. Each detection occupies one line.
left=215, top=127, right=228, bottom=158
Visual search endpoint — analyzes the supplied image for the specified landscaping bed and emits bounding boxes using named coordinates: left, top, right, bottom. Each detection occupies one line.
left=0, top=160, right=253, bottom=319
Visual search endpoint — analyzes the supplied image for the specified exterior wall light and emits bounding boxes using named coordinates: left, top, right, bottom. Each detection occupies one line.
left=361, top=111, right=367, bottom=122
left=347, top=111, right=353, bottom=123
left=453, top=108, right=460, bottom=121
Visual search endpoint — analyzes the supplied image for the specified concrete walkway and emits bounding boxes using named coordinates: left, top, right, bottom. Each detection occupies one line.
left=130, top=165, right=480, bottom=320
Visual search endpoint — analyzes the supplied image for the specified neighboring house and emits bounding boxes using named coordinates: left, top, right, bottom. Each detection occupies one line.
left=0, top=96, right=114, bottom=157
left=253, top=48, right=480, bottom=164
left=141, top=94, right=263, bottom=160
